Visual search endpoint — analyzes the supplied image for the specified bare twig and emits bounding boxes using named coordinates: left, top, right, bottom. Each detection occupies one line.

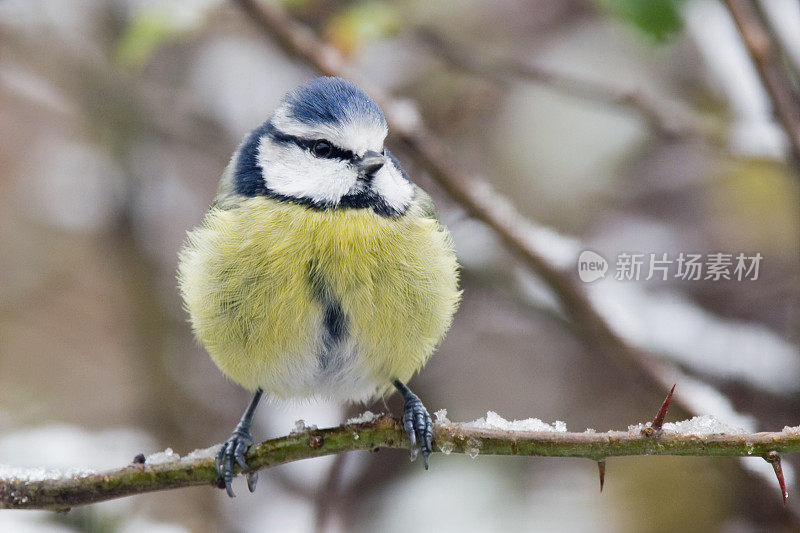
left=417, top=29, right=715, bottom=140
left=722, top=0, right=800, bottom=170
left=2, top=415, right=799, bottom=511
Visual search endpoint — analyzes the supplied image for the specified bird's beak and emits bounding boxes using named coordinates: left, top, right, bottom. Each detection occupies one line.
left=357, top=150, right=385, bottom=176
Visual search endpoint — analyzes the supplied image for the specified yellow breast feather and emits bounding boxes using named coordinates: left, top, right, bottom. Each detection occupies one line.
left=178, top=196, right=460, bottom=401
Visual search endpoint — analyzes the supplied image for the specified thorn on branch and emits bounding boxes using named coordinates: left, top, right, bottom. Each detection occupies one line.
left=652, top=384, right=676, bottom=431
left=642, top=384, right=676, bottom=436
left=765, top=451, right=788, bottom=505
left=597, top=460, right=606, bottom=492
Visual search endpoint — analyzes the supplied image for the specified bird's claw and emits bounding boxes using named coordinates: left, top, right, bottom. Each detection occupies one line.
left=401, top=393, right=434, bottom=469
left=216, top=427, right=255, bottom=497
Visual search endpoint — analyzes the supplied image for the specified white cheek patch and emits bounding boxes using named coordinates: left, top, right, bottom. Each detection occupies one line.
left=371, top=159, right=414, bottom=212
left=272, top=107, right=387, bottom=156
left=257, top=137, right=357, bottom=205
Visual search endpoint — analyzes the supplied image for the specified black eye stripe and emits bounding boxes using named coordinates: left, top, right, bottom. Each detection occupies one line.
left=266, top=123, right=355, bottom=161
left=301, top=138, right=353, bottom=160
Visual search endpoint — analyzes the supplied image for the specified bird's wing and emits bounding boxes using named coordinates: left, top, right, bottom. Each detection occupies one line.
left=413, top=184, right=441, bottom=221
left=210, top=160, right=241, bottom=210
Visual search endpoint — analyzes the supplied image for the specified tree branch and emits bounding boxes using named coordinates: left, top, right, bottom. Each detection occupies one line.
left=3, top=415, right=799, bottom=511
left=722, top=0, right=800, bottom=170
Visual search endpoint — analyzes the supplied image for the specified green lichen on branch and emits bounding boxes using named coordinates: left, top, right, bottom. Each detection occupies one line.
left=2, top=415, right=800, bottom=511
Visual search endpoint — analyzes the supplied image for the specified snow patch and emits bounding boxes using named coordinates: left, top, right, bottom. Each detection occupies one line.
left=627, top=423, right=646, bottom=435
left=346, top=411, right=382, bottom=425
left=145, top=448, right=180, bottom=465
left=433, top=409, right=451, bottom=424
left=783, top=425, right=800, bottom=436
left=669, top=371, right=757, bottom=432
left=463, top=411, right=568, bottom=433
left=0, top=465, right=95, bottom=482
left=183, top=445, right=221, bottom=462
left=662, top=415, right=745, bottom=435
left=289, top=419, right=318, bottom=435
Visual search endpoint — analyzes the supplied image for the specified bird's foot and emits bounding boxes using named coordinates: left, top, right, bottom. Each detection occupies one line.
left=394, top=381, right=434, bottom=469
left=216, top=425, right=257, bottom=497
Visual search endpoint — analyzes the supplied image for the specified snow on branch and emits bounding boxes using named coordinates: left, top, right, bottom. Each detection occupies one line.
left=2, top=410, right=799, bottom=511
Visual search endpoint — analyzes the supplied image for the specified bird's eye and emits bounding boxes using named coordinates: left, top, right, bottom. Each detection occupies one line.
left=312, top=140, right=332, bottom=158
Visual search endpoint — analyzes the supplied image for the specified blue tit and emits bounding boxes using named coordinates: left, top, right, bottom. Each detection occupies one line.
left=178, top=77, right=460, bottom=496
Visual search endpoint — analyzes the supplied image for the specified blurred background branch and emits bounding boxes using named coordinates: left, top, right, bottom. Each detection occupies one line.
left=416, top=28, right=718, bottom=140
left=722, top=0, right=800, bottom=171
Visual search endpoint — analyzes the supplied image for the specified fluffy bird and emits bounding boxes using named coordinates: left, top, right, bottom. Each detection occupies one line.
left=178, top=77, right=460, bottom=496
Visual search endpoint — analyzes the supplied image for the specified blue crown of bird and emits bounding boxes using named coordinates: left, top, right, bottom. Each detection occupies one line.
left=178, top=77, right=461, bottom=497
